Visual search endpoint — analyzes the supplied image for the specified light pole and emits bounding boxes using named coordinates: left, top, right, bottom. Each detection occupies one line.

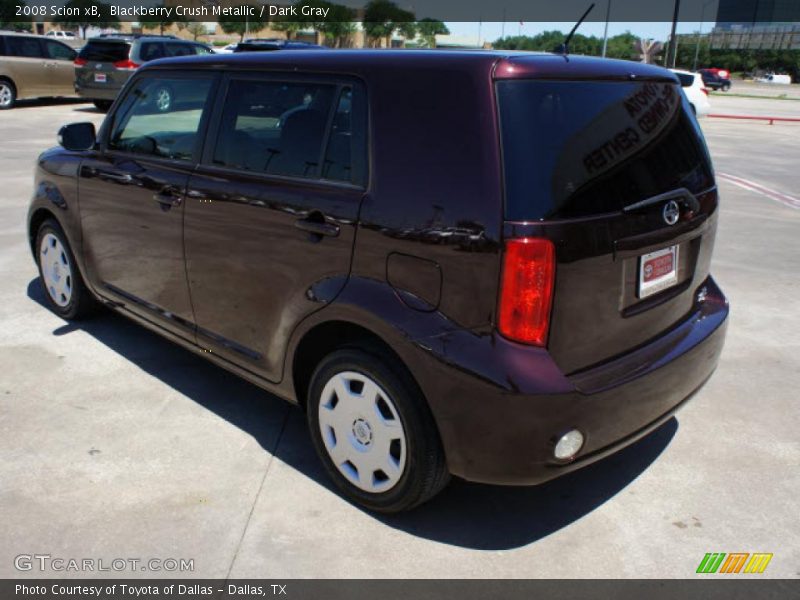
left=693, top=0, right=714, bottom=71
left=667, top=0, right=681, bottom=68
left=601, top=0, right=612, bottom=58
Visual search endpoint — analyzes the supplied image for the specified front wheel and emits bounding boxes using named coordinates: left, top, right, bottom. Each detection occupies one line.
left=307, top=348, right=449, bottom=513
left=35, top=220, right=97, bottom=320
left=721, top=83, right=731, bottom=92
left=152, top=85, right=173, bottom=112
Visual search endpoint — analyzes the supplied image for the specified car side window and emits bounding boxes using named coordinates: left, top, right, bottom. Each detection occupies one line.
left=194, top=45, right=213, bottom=55
left=165, top=43, right=194, bottom=57
left=139, top=42, right=164, bottom=62
left=5, top=36, right=44, bottom=58
left=321, top=87, right=367, bottom=186
left=43, top=40, right=75, bottom=61
left=108, top=76, right=213, bottom=161
left=212, top=79, right=337, bottom=179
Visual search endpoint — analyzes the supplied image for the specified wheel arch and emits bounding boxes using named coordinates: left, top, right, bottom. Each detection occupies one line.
left=28, top=207, right=58, bottom=254
left=292, top=320, right=412, bottom=412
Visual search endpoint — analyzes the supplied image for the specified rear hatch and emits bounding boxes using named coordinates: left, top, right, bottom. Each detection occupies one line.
left=495, top=56, right=718, bottom=374
left=75, top=40, right=132, bottom=92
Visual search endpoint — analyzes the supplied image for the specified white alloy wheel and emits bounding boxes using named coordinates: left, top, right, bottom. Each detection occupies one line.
left=155, top=87, right=172, bottom=112
left=0, top=82, right=13, bottom=108
left=39, top=233, right=73, bottom=307
left=317, top=370, right=407, bottom=493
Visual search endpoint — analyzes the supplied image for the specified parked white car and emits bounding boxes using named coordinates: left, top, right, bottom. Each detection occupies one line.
left=670, top=69, right=710, bottom=117
left=46, top=30, right=77, bottom=40
left=215, top=43, right=238, bottom=54
left=758, top=73, right=792, bottom=85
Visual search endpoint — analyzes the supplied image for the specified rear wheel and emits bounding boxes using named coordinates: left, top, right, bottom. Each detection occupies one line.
left=35, top=220, right=97, bottom=320
left=721, top=83, right=731, bottom=92
left=307, top=347, right=449, bottom=513
left=0, top=79, right=16, bottom=110
left=93, top=100, right=112, bottom=112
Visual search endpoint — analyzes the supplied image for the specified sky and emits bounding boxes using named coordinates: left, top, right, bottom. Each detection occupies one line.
left=445, top=21, right=713, bottom=45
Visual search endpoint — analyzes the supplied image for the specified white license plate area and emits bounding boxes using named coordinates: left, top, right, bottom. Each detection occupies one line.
left=94, top=73, right=107, bottom=83
left=638, top=245, right=679, bottom=298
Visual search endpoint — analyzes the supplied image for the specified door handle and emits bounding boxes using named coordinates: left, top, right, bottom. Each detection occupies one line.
left=294, top=217, right=340, bottom=238
left=153, top=191, right=182, bottom=210
left=96, top=170, right=132, bottom=183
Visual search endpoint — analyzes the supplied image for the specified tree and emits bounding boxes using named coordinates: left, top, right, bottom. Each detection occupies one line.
left=186, top=22, right=206, bottom=41
left=218, top=4, right=269, bottom=41
left=138, top=17, right=175, bottom=36
left=363, top=0, right=414, bottom=48
left=416, top=18, right=448, bottom=48
left=53, top=0, right=120, bottom=39
left=317, top=2, right=357, bottom=47
left=1, top=0, right=32, bottom=31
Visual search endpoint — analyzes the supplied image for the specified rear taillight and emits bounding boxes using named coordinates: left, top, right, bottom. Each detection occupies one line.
left=112, top=59, right=140, bottom=69
left=497, top=237, right=556, bottom=346
left=74, top=57, right=87, bottom=66
left=701, top=87, right=709, bottom=96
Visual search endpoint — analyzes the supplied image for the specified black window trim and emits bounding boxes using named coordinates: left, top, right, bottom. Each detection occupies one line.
left=198, top=70, right=370, bottom=191
left=98, top=70, right=221, bottom=167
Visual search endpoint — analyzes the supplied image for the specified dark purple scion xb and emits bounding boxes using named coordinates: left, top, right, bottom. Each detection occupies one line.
left=28, top=50, right=728, bottom=512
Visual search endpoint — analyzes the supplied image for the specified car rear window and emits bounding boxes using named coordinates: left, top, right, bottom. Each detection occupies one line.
left=497, top=80, right=714, bottom=220
left=78, top=41, right=130, bottom=62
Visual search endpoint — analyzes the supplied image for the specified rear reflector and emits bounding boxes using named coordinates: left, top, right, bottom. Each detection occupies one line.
left=112, top=59, right=140, bottom=69
left=498, top=237, right=556, bottom=346
left=74, top=57, right=87, bottom=66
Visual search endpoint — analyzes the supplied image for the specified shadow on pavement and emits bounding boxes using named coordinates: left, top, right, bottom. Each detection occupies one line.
left=28, top=278, right=678, bottom=550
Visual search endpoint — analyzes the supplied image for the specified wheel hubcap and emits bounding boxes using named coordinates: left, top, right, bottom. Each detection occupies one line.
left=156, top=89, right=170, bottom=111
left=39, top=233, right=73, bottom=307
left=0, top=84, right=11, bottom=107
left=318, top=371, right=407, bottom=493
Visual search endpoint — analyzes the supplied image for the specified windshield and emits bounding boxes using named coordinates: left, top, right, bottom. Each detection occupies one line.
left=497, top=80, right=714, bottom=220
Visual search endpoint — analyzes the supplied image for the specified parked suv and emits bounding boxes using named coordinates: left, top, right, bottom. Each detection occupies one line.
left=29, top=51, right=728, bottom=512
left=74, top=35, right=213, bottom=110
left=0, top=31, right=77, bottom=109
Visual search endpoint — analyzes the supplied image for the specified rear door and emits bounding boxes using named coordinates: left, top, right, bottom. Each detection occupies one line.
left=75, top=40, right=131, bottom=95
left=79, top=72, right=217, bottom=339
left=497, top=78, right=718, bottom=374
left=183, top=74, right=368, bottom=381
left=41, top=39, right=76, bottom=97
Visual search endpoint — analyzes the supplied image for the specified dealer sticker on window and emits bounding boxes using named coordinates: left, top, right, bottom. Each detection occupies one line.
left=638, top=245, right=679, bottom=299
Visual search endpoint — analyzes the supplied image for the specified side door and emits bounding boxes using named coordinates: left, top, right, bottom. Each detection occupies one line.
left=79, top=72, right=217, bottom=339
left=184, top=75, right=368, bottom=381
left=3, top=35, right=48, bottom=97
left=40, top=39, right=76, bottom=97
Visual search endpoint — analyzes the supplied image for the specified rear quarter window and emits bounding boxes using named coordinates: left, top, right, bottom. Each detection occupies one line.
left=676, top=73, right=695, bottom=87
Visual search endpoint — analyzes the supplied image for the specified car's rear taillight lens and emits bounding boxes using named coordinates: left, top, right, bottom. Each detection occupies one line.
left=497, top=237, right=556, bottom=346
left=112, top=59, right=140, bottom=69
left=74, top=57, right=87, bottom=66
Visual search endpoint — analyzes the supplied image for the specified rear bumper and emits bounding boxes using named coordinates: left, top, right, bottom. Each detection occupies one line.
left=412, top=276, right=728, bottom=485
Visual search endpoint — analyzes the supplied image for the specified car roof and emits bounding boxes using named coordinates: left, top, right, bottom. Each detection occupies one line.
left=143, top=49, right=678, bottom=82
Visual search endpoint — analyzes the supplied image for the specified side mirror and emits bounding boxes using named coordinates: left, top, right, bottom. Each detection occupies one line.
left=58, top=122, right=96, bottom=151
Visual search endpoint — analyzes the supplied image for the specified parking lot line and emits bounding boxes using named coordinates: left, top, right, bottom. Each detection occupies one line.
left=717, top=172, right=800, bottom=210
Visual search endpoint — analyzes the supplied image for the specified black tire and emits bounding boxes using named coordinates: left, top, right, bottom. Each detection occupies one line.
left=721, top=83, right=731, bottom=92
left=35, top=219, right=98, bottom=320
left=93, top=100, right=112, bottom=112
left=307, top=347, right=450, bottom=513
left=0, top=78, right=17, bottom=110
